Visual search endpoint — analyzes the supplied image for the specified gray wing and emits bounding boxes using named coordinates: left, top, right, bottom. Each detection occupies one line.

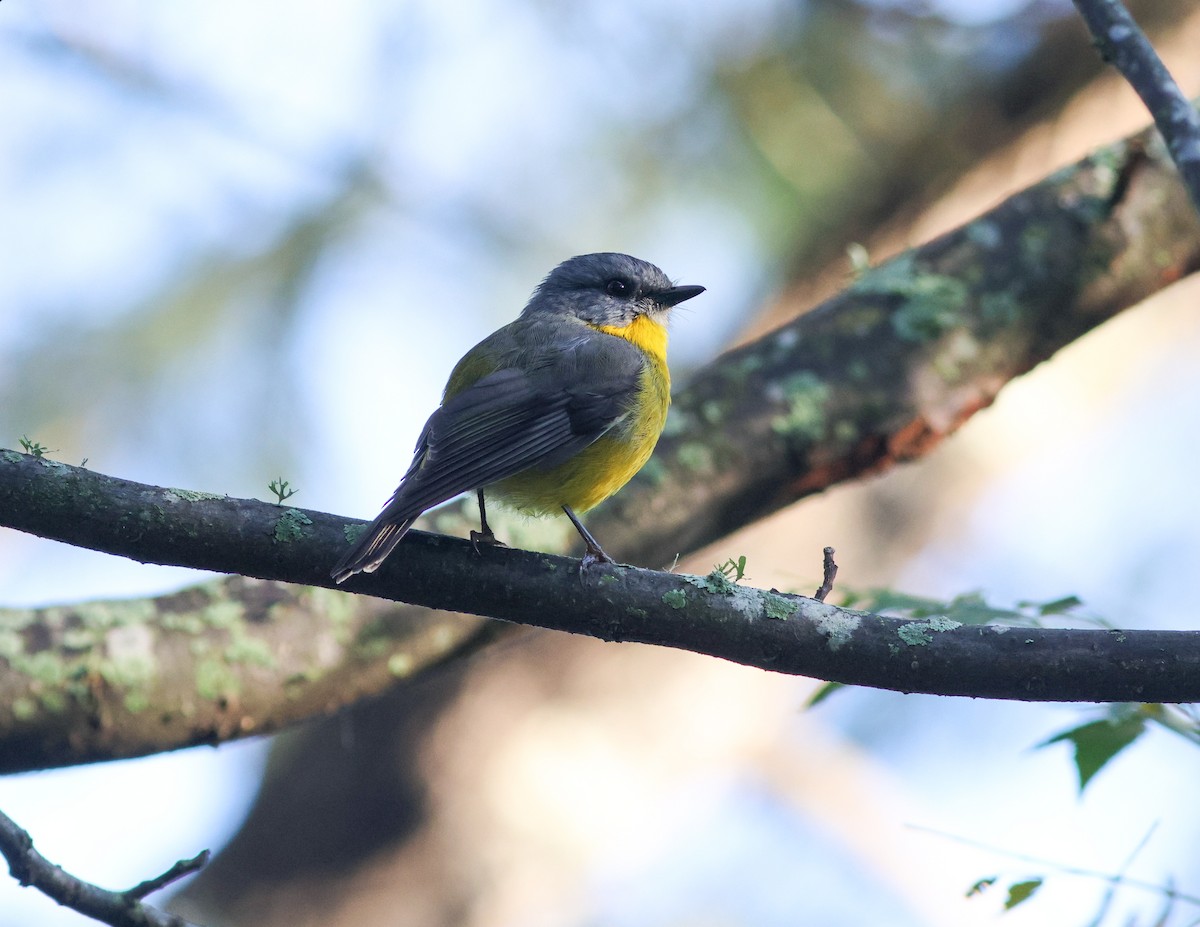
left=331, top=334, right=642, bottom=581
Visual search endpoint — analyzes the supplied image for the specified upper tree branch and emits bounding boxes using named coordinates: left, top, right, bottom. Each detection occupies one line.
left=0, top=571, right=496, bottom=774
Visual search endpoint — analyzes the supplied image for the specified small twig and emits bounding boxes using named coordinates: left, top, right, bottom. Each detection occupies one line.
left=814, top=546, right=838, bottom=602
left=123, top=850, right=210, bottom=901
left=1071, top=0, right=1200, bottom=216
left=1086, top=823, right=1159, bottom=927
left=908, top=823, right=1200, bottom=908
left=0, top=806, right=208, bottom=927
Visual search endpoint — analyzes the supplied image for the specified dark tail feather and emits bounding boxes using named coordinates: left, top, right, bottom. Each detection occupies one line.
left=330, top=516, right=417, bottom=584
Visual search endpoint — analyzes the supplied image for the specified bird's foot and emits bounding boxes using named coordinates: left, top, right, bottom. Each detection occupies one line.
left=578, top=542, right=616, bottom=581
left=470, top=528, right=507, bottom=555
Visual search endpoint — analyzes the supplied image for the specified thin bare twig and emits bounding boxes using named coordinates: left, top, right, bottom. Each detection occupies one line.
left=1071, top=0, right=1200, bottom=215
left=814, top=547, right=838, bottom=602
left=0, top=806, right=208, bottom=927
left=124, top=851, right=210, bottom=901
left=909, top=822, right=1200, bottom=909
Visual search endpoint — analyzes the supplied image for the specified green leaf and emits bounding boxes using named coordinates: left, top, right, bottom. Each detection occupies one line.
left=1040, top=712, right=1147, bottom=791
left=966, top=876, right=997, bottom=898
left=844, top=588, right=1089, bottom=628
left=1004, top=878, right=1042, bottom=911
left=805, top=682, right=845, bottom=709
left=1032, top=595, right=1083, bottom=616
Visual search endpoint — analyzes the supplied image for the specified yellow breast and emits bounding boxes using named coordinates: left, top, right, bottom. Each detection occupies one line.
left=492, top=314, right=671, bottom=515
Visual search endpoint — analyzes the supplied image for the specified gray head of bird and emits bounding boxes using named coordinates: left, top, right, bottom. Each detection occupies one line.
left=524, top=252, right=705, bottom=328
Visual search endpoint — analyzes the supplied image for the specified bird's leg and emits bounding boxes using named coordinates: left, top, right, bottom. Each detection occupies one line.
left=563, top=505, right=615, bottom=574
left=470, top=489, right=506, bottom=553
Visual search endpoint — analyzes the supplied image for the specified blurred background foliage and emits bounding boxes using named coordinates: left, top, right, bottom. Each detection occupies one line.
left=3, top=1, right=1200, bottom=926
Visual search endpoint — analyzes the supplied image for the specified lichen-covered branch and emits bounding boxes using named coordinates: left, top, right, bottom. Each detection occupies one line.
left=5, top=453, right=1200, bottom=714
left=0, top=571, right=493, bottom=774
left=0, top=805, right=206, bottom=926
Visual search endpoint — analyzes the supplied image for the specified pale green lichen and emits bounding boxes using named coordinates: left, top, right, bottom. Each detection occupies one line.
left=38, top=688, right=67, bottom=714
left=770, top=371, right=830, bottom=442
left=342, top=523, right=368, bottom=544
left=203, top=600, right=244, bottom=631
left=897, top=615, right=962, bottom=646
left=163, top=488, right=224, bottom=503
left=19, top=651, right=68, bottom=687
left=762, top=592, right=794, bottom=621
left=811, top=605, right=861, bottom=652
left=159, top=612, right=208, bottom=636
left=686, top=570, right=737, bottom=596
left=100, top=623, right=156, bottom=688
left=123, top=690, right=151, bottom=714
left=700, top=400, right=726, bottom=425
left=60, top=626, right=98, bottom=650
left=676, top=441, right=715, bottom=475
left=0, top=628, right=24, bottom=661
left=69, top=599, right=158, bottom=631
left=195, top=658, right=240, bottom=701
left=224, top=636, right=276, bottom=669
left=2, top=450, right=24, bottom=464
left=661, top=589, right=688, bottom=610
left=890, top=276, right=968, bottom=341
left=37, top=458, right=70, bottom=473
left=12, top=696, right=37, bottom=722
left=852, top=251, right=969, bottom=342
left=274, top=508, right=313, bottom=543
left=725, top=587, right=764, bottom=621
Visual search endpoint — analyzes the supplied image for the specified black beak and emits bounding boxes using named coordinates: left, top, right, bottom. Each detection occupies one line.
left=655, top=284, right=705, bottom=307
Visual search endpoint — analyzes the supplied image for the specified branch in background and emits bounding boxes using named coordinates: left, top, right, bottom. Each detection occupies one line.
left=0, top=573, right=496, bottom=775
left=1071, top=0, right=1200, bottom=214
left=0, top=806, right=206, bottom=927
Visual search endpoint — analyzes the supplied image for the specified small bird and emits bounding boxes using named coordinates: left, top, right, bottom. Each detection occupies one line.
left=331, top=252, right=704, bottom=584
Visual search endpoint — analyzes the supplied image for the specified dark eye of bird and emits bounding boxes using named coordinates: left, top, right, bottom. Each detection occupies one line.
left=605, top=278, right=631, bottom=297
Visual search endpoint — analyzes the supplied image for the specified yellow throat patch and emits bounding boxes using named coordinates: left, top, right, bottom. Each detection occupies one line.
left=596, top=314, right=669, bottom=381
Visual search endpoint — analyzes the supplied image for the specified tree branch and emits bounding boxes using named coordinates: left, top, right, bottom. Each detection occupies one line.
left=0, top=571, right=498, bottom=775
left=1071, top=0, right=1200, bottom=214
left=4, top=452, right=1200, bottom=708
left=0, top=806, right=206, bottom=927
